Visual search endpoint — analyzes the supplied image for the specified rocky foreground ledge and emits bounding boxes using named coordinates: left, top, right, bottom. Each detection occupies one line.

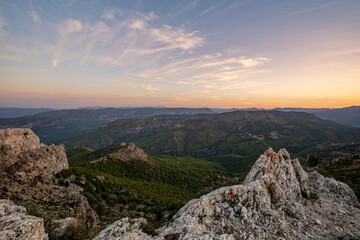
left=94, top=148, right=360, bottom=240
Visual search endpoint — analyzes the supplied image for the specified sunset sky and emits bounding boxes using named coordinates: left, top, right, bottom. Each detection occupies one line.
left=0, top=0, right=359, bottom=108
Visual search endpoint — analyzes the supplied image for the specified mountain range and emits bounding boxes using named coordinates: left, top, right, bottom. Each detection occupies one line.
left=275, top=106, right=360, bottom=127
left=0, top=107, right=54, bottom=118
left=64, top=110, right=360, bottom=175
left=0, top=107, right=213, bottom=144
left=0, top=106, right=359, bottom=145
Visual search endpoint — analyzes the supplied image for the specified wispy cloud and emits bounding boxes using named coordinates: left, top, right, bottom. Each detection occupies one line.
left=136, top=54, right=270, bottom=90
left=168, top=0, right=199, bottom=20
left=225, top=0, right=254, bottom=10
left=0, top=16, right=8, bottom=38
left=143, top=85, right=160, bottom=91
left=326, top=48, right=360, bottom=56
left=52, top=19, right=84, bottom=66
left=101, top=9, right=124, bottom=20
left=0, top=55, right=23, bottom=61
left=3, top=7, right=270, bottom=92
left=62, top=0, right=77, bottom=8
left=198, top=6, right=216, bottom=18
left=271, top=1, right=342, bottom=19
left=27, top=10, right=41, bottom=24
left=51, top=11, right=204, bottom=67
left=61, top=19, right=83, bottom=33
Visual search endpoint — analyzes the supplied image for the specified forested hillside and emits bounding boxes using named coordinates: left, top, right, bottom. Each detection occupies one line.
left=60, top=143, right=238, bottom=231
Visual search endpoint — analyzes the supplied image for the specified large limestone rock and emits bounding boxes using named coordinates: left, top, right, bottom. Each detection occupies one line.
left=0, top=128, right=68, bottom=185
left=0, top=128, right=98, bottom=230
left=94, top=148, right=360, bottom=240
left=0, top=199, right=48, bottom=240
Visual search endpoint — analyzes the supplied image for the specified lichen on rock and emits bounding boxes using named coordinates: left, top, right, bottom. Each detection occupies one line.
left=0, top=199, right=48, bottom=240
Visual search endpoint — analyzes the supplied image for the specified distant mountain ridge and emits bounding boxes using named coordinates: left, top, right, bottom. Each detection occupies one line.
left=0, top=107, right=55, bottom=118
left=212, top=106, right=360, bottom=127
left=64, top=110, right=360, bottom=169
left=0, top=107, right=213, bottom=144
left=275, top=106, right=360, bottom=127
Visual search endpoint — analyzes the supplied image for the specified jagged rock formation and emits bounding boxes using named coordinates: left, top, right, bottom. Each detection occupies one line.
left=0, top=128, right=68, bottom=185
left=94, top=148, right=360, bottom=240
left=109, top=142, right=149, bottom=162
left=0, top=128, right=98, bottom=234
left=0, top=199, right=48, bottom=240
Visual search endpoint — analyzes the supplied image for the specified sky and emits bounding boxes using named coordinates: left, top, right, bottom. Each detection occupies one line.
left=0, top=0, right=359, bottom=108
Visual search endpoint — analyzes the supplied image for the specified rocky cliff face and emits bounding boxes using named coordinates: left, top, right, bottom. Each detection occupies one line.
left=0, top=128, right=98, bottom=236
left=0, top=199, right=48, bottom=240
left=0, top=128, right=68, bottom=185
left=94, top=148, right=360, bottom=240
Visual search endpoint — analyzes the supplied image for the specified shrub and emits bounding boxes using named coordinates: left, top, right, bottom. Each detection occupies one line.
left=95, top=203, right=106, bottom=217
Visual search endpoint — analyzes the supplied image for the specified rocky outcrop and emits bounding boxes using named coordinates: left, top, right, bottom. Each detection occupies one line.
left=0, top=128, right=98, bottom=232
left=94, top=148, right=360, bottom=240
left=0, top=199, right=48, bottom=240
left=109, top=142, right=149, bottom=162
left=0, top=128, right=68, bottom=185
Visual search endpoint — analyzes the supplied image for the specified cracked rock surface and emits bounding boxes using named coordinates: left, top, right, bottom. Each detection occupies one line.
left=93, top=148, right=360, bottom=240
